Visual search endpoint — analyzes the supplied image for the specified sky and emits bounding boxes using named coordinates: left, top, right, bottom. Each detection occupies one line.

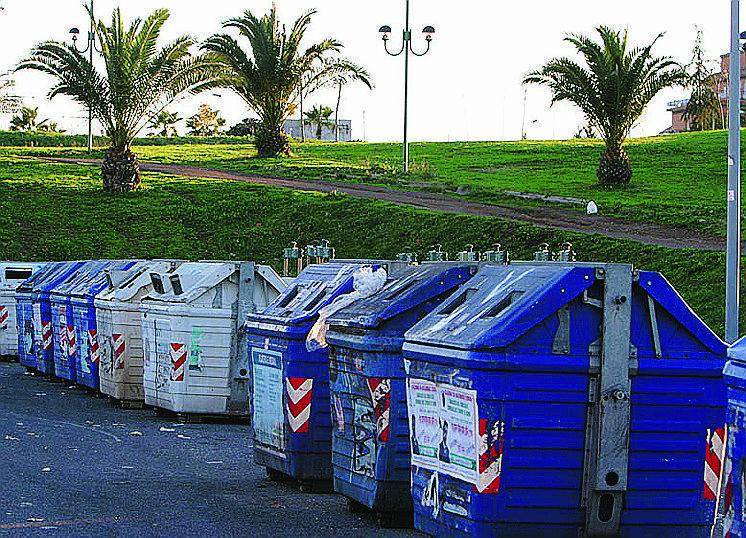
left=0, top=1, right=738, bottom=142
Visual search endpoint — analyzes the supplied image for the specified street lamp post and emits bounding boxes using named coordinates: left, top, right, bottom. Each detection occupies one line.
left=378, top=0, right=435, bottom=174
left=726, top=0, right=742, bottom=343
left=69, top=0, right=99, bottom=152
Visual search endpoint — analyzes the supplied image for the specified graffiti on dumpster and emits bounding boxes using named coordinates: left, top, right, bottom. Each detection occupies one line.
left=189, top=327, right=204, bottom=371
left=366, top=378, right=391, bottom=442
left=23, top=318, right=34, bottom=357
left=352, top=397, right=376, bottom=477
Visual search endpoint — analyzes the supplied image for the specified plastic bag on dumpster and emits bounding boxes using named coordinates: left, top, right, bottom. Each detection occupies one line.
left=306, top=266, right=388, bottom=352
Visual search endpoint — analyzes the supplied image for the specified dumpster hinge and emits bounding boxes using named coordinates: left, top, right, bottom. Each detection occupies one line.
left=582, top=264, right=634, bottom=537
left=227, top=262, right=256, bottom=416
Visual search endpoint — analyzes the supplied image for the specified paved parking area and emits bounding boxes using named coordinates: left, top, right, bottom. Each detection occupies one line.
left=0, top=362, right=417, bottom=537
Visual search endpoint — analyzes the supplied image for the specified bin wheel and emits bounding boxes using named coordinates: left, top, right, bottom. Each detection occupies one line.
left=346, top=498, right=367, bottom=514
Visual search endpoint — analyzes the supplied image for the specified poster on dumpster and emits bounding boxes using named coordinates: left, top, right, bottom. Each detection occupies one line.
left=407, top=380, right=480, bottom=486
left=438, top=385, right=479, bottom=484
left=407, top=379, right=440, bottom=468
left=251, top=347, right=286, bottom=454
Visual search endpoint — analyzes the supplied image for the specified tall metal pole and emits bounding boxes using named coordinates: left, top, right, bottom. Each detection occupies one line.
left=402, top=0, right=410, bottom=174
left=727, top=0, right=742, bottom=343
left=87, top=0, right=94, bottom=152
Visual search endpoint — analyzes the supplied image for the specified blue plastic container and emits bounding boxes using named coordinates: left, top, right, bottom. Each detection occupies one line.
left=403, top=264, right=727, bottom=537
left=49, top=261, right=111, bottom=382
left=71, top=260, right=140, bottom=390
left=16, top=262, right=81, bottom=371
left=245, top=262, right=377, bottom=483
left=721, top=341, right=746, bottom=536
left=325, top=263, right=477, bottom=522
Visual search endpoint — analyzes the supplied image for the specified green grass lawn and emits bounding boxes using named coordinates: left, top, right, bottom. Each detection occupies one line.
left=13, top=130, right=731, bottom=237
left=0, top=151, right=735, bottom=335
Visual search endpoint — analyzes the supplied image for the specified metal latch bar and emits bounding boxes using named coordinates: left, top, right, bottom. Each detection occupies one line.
left=583, top=264, right=634, bottom=536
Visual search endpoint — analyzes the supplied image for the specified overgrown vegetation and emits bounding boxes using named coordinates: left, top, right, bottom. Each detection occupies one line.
left=0, top=153, right=736, bottom=335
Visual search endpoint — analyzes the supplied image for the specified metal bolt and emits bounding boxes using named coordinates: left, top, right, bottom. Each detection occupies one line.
left=613, top=390, right=626, bottom=401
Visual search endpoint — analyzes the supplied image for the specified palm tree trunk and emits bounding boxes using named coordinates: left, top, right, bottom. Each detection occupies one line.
left=597, top=142, right=632, bottom=186
left=102, top=145, right=141, bottom=193
left=299, top=86, right=306, bottom=143
left=335, top=83, right=342, bottom=143
left=316, top=122, right=322, bottom=140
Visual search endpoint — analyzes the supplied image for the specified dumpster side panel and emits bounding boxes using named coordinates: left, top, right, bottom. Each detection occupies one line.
left=329, top=344, right=411, bottom=514
left=98, top=302, right=145, bottom=402
left=248, top=331, right=333, bottom=481
left=16, top=294, right=35, bottom=368
left=0, top=290, right=18, bottom=356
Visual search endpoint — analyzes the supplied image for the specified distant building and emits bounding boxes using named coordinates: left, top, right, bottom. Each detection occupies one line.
left=284, top=119, right=352, bottom=142
left=666, top=52, right=746, bottom=133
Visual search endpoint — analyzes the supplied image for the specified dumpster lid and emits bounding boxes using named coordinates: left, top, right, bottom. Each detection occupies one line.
left=98, top=261, right=181, bottom=303
left=72, top=260, right=142, bottom=299
left=247, top=262, right=370, bottom=325
left=0, top=262, right=45, bottom=291
left=327, top=263, right=476, bottom=329
left=57, top=260, right=119, bottom=298
left=27, top=261, right=86, bottom=293
left=406, top=264, right=725, bottom=354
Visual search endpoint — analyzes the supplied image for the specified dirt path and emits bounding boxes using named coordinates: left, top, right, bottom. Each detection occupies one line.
left=45, top=157, right=726, bottom=251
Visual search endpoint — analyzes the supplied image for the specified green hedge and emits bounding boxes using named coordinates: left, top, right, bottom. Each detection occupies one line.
left=0, top=131, right=253, bottom=147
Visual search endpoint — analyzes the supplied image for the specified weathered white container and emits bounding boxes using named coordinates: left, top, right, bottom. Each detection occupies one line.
left=141, top=262, right=286, bottom=416
left=96, top=260, right=182, bottom=404
left=0, top=263, right=45, bottom=358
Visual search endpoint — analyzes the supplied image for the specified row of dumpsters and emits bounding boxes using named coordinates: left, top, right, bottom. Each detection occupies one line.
left=1, top=246, right=746, bottom=537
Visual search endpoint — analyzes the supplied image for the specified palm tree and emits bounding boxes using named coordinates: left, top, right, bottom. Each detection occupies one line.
left=524, top=26, right=685, bottom=186
left=304, top=105, right=334, bottom=140
left=324, top=59, right=373, bottom=142
left=149, top=110, right=181, bottom=137
left=201, top=6, right=342, bottom=157
left=17, top=8, right=221, bottom=192
left=9, top=106, right=42, bottom=131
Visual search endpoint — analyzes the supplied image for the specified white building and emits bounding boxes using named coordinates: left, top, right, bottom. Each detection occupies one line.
left=284, top=119, right=352, bottom=142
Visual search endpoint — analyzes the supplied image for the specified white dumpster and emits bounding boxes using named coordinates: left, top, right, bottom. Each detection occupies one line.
left=0, top=262, right=46, bottom=358
left=96, top=260, right=183, bottom=405
left=141, top=261, right=286, bottom=416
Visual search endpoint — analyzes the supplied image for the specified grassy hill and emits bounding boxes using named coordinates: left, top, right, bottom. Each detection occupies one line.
left=17, top=130, right=732, bottom=237
left=0, top=148, right=735, bottom=335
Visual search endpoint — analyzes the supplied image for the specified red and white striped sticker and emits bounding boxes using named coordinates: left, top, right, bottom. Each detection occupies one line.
left=477, top=419, right=505, bottom=494
left=58, top=306, right=68, bottom=353
left=704, top=427, right=727, bottom=501
left=0, top=306, right=8, bottom=330
left=367, top=378, right=391, bottom=442
left=112, top=333, right=126, bottom=370
left=286, top=377, right=313, bottom=433
left=88, top=329, right=99, bottom=365
left=67, top=324, right=77, bottom=358
left=170, top=342, right=187, bottom=382
left=42, top=320, right=52, bottom=351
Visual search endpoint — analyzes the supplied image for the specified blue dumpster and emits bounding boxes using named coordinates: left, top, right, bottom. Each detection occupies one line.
left=325, top=263, right=477, bottom=525
left=71, top=259, right=140, bottom=390
left=50, top=261, right=111, bottom=382
left=245, top=262, right=384, bottom=485
left=24, top=261, right=84, bottom=374
left=718, top=340, right=746, bottom=536
left=16, top=262, right=79, bottom=371
left=403, top=263, right=727, bottom=537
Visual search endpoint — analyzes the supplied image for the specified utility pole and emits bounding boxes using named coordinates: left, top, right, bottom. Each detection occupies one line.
left=726, top=0, right=742, bottom=343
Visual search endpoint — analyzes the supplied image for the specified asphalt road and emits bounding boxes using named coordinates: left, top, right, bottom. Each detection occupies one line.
left=0, top=362, right=418, bottom=537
